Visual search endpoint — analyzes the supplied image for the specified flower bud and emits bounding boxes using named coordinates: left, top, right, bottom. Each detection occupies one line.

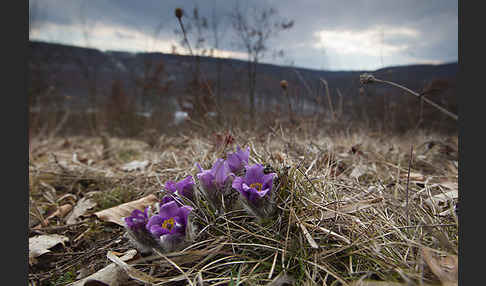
left=175, top=8, right=183, bottom=19
left=280, top=80, right=288, bottom=91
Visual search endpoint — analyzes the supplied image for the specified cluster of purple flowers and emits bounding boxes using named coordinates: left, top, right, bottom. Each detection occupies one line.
left=124, top=175, right=196, bottom=253
left=124, top=200, right=194, bottom=253
left=195, top=146, right=276, bottom=215
left=124, top=145, right=277, bottom=253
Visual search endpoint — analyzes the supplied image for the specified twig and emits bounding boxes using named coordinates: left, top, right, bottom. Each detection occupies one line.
left=359, top=73, right=458, bottom=120
left=154, top=249, right=195, bottom=286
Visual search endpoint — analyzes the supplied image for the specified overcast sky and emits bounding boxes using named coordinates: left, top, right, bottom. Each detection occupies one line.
left=29, top=0, right=458, bottom=71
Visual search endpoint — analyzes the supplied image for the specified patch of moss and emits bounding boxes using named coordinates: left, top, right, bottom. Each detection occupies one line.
left=49, top=268, right=76, bottom=285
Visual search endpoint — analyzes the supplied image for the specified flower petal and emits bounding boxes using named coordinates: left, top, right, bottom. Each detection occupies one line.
left=238, top=146, right=250, bottom=162
left=232, top=176, right=244, bottom=191
left=165, top=181, right=177, bottom=193
left=158, top=201, right=180, bottom=218
left=213, top=159, right=226, bottom=187
left=244, top=164, right=265, bottom=185
left=257, top=188, right=270, bottom=198
left=161, top=195, right=175, bottom=205
left=176, top=205, right=193, bottom=226
left=198, top=170, right=215, bottom=192
left=226, top=154, right=242, bottom=173
left=176, top=176, right=194, bottom=197
left=149, top=224, right=171, bottom=237
left=131, top=209, right=147, bottom=219
left=146, top=215, right=163, bottom=231
left=262, top=173, right=276, bottom=189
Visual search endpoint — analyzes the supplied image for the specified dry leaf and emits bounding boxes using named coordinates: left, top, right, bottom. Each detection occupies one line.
left=121, top=160, right=149, bottom=171
left=94, top=194, right=159, bottom=226
left=320, top=198, right=383, bottom=220
left=65, top=197, right=97, bottom=225
left=424, top=190, right=458, bottom=212
left=29, top=234, right=69, bottom=265
left=33, top=204, right=73, bottom=229
left=48, top=204, right=73, bottom=219
left=421, top=247, right=458, bottom=286
left=71, top=249, right=138, bottom=286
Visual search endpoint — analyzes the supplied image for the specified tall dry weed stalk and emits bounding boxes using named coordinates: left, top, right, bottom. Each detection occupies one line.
left=360, top=73, right=458, bottom=121
left=320, top=78, right=336, bottom=121
left=175, top=7, right=218, bottom=122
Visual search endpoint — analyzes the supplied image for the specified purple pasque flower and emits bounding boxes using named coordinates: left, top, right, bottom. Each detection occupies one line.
left=232, top=164, right=276, bottom=204
left=165, top=176, right=195, bottom=199
left=226, top=146, right=250, bottom=174
left=146, top=201, right=193, bottom=238
left=196, top=158, right=233, bottom=193
left=124, top=208, right=149, bottom=231
left=161, top=195, right=175, bottom=205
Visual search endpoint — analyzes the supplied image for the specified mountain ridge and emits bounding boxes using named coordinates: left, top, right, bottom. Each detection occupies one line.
left=29, top=40, right=457, bottom=113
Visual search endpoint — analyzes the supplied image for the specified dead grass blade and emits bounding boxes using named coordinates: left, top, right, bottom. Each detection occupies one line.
left=302, top=222, right=351, bottom=245
left=319, top=198, right=383, bottom=220
left=153, top=249, right=195, bottom=286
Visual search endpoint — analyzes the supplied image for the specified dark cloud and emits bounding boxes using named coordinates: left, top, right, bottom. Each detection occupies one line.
left=29, top=0, right=457, bottom=70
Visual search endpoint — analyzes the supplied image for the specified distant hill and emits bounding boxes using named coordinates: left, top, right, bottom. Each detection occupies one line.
left=28, top=40, right=457, bottom=115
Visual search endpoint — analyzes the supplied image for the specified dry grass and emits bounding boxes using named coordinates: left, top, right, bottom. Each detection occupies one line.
left=28, top=123, right=458, bottom=285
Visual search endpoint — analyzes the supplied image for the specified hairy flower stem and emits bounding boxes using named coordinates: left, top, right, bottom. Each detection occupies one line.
left=176, top=18, right=193, bottom=57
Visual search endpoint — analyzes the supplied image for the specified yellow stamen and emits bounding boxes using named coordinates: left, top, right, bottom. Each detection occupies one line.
left=162, top=217, right=175, bottom=231
left=250, top=182, right=263, bottom=192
